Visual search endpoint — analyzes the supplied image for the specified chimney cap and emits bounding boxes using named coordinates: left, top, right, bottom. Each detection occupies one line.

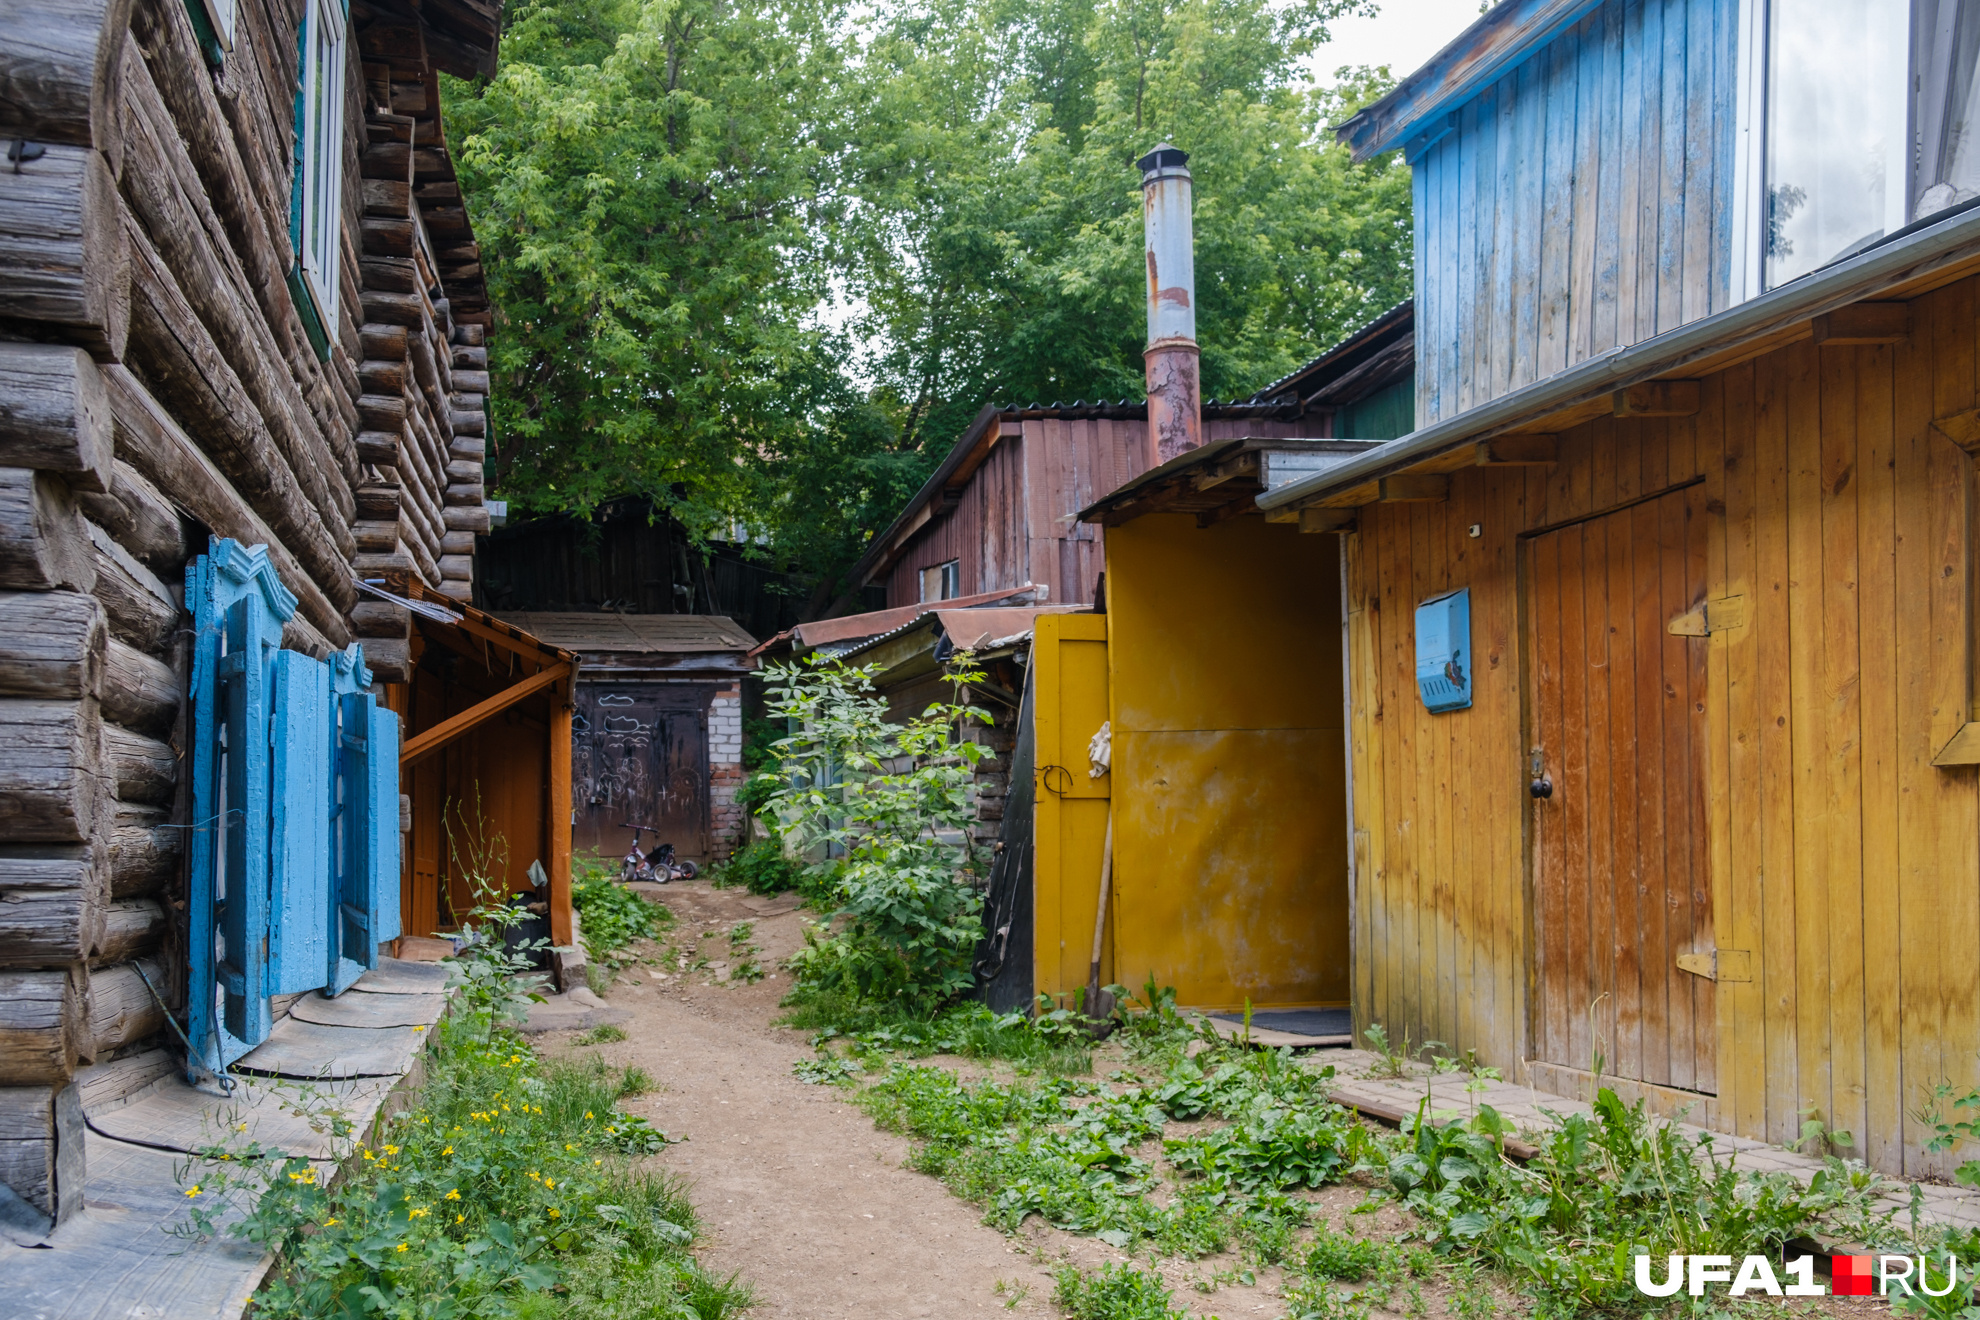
left=1137, top=143, right=1190, bottom=178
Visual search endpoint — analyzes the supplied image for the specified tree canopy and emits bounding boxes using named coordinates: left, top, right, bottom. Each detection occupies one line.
left=444, top=0, right=1411, bottom=600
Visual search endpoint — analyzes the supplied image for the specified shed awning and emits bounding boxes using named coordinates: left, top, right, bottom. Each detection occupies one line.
left=494, top=612, right=758, bottom=655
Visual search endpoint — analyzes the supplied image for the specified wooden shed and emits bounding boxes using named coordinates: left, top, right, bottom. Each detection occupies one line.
left=1260, top=0, right=1980, bottom=1179
left=497, top=613, right=759, bottom=863
left=844, top=392, right=1386, bottom=611
left=0, top=0, right=504, bottom=1242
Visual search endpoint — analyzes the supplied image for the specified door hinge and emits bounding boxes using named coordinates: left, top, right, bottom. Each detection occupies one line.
left=1668, top=595, right=1747, bottom=637
left=1675, top=948, right=1752, bottom=982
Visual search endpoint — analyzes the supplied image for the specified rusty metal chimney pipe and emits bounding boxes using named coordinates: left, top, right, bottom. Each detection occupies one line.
left=1139, top=143, right=1202, bottom=465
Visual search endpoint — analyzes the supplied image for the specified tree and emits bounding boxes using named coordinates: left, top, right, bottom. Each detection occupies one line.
left=446, top=0, right=1413, bottom=606
left=443, top=0, right=855, bottom=530
left=837, top=0, right=1410, bottom=457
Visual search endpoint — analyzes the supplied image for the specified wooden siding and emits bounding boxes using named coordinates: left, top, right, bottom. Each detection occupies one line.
left=1413, top=0, right=1738, bottom=424
left=883, top=417, right=1327, bottom=608
left=1346, top=275, right=1980, bottom=1178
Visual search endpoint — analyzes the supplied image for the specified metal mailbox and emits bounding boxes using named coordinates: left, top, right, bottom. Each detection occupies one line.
left=1415, top=588, right=1473, bottom=713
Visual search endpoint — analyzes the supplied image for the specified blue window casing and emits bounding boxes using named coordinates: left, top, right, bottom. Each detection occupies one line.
left=186, top=538, right=401, bottom=1076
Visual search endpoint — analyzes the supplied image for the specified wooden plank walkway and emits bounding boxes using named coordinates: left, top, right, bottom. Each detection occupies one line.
left=0, top=958, right=451, bottom=1320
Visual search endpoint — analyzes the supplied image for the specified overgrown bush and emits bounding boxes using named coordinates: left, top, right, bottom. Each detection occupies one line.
left=710, top=837, right=803, bottom=896
left=761, top=654, right=989, bottom=1009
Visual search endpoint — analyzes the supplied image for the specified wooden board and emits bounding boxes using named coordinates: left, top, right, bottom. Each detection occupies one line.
left=346, top=957, right=451, bottom=994
left=284, top=990, right=445, bottom=1029
left=0, top=1132, right=271, bottom=1319
left=85, top=1072, right=390, bottom=1160
left=231, top=1018, right=424, bottom=1080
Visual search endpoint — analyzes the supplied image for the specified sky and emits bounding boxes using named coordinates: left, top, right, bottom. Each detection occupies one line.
left=1305, top=0, right=1486, bottom=85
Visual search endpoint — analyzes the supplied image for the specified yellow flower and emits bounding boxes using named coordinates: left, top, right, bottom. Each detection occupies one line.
left=184, top=1185, right=201, bottom=1197
left=543, top=1178, right=554, bottom=1189
left=408, top=1208, right=429, bottom=1219
left=442, top=1146, right=453, bottom=1156
left=564, top=1144, right=575, bottom=1152
left=455, top=1214, right=465, bottom=1224
left=444, top=1189, right=460, bottom=1201
left=383, top=1145, right=399, bottom=1155
left=236, top=1122, right=248, bottom=1132
left=396, top=1243, right=408, bottom=1253
left=584, top=1111, right=594, bottom=1120
left=413, top=1025, right=426, bottom=1032
left=324, top=1218, right=340, bottom=1227
left=548, top=1208, right=560, bottom=1219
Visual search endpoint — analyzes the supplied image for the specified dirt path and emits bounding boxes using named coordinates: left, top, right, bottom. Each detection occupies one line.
left=542, top=880, right=1059, bottom=1318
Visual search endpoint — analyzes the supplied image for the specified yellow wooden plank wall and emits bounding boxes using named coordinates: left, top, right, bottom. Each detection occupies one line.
left=1346, top=276, right=1980, bottom=1176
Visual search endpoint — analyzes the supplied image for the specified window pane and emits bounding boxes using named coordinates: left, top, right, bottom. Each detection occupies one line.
left=1917, top=0, right=1980, bottom=216
left=1764, top=0, right=1909, bottom=288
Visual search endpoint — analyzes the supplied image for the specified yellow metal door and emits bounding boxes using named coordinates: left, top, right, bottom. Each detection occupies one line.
left=1031, top=613, right=1113, bottom=1003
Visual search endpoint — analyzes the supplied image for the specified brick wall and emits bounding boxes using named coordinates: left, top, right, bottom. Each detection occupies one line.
left=708, top=685, right=746, bottom=857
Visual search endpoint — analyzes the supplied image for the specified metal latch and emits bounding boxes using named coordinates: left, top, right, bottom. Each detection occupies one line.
left=1675, top=949, right=1752, bottom=982
left=1667, top=596, right=1747, bottom=637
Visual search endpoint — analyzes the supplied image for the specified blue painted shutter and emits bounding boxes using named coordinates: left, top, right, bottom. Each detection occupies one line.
left=218, top=592, right=278, bottom=1046
left=327, top=652, right=400, bottom=993
left=269, top=650, right=333, bottom=994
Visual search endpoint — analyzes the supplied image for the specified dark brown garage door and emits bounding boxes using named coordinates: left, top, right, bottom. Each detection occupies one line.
left=572, top=684, right=712, bottom=860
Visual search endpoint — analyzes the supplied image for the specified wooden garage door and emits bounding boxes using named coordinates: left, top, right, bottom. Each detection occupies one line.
left=572, top=684, right=711, bottom=859
left=1526, top=482, right=1714, bottom=1093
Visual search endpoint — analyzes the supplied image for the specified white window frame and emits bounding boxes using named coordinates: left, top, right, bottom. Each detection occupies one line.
left=1731, top=0, right=1767, bottom=304
left=920, top=560, right=961, bottom=602
left=198, top=0, right=237, bottom=51
left=298, top=0, right=347, bottom=341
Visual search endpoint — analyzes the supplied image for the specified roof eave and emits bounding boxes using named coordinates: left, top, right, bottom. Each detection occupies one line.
left=1337, top=0, right=1603, bottom=163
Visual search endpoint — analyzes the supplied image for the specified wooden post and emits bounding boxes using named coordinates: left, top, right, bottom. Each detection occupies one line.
left=549, top=699, right=573, bottom=950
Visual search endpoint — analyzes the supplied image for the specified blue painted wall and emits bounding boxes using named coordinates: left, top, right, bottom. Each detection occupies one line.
left=1413, top=0, right=1738, bottom=424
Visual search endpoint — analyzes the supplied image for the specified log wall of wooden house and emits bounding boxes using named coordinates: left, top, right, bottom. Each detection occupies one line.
left=0, top=0, right=495, bottom=1224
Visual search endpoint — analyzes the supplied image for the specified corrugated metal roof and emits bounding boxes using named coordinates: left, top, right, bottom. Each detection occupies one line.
left=492, top=612, right=757, bottom=654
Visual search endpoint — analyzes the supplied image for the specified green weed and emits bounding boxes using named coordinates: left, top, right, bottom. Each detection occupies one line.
left=1053, top=1262, right=1188, bottom=1320
left=793, top=1056, right=862, bottom=1085
left=709, top=837, right=803, bottom=895
left=571, top=853, right=671, bottom=965
left=617, top=1066, right=655, bottom=1098
left=574, top=1024, right=627, bottom=1046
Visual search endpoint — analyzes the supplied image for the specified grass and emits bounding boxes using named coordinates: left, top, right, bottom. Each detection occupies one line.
left=781, top=995, right=1094, bottom=1075
left=574, top=1024, right=627, bottom=1046
left=181, top=916, right=744, bottom=1320
left=805, top=990, right=1980, bottom=1317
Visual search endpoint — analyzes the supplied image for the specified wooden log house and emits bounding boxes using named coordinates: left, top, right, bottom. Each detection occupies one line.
left=1256, top=0, right=1980, bottom=1178
left=0, top=0, right=517, bottom=1229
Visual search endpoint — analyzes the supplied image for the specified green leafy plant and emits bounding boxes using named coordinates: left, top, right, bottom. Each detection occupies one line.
left=574, top=1024, right=627, bottom=1046
left=1919, top=1083, right=1980, bottom=1187
left=793, top=1056, right=863, bottom=1085
left=711, top=837, right=803, bottom=895
left=1054, top=1262, right=1189, bottom=1320
left=571, top=852, right=670, bottom=965
left=763, top=653, right=990, bottom=1008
